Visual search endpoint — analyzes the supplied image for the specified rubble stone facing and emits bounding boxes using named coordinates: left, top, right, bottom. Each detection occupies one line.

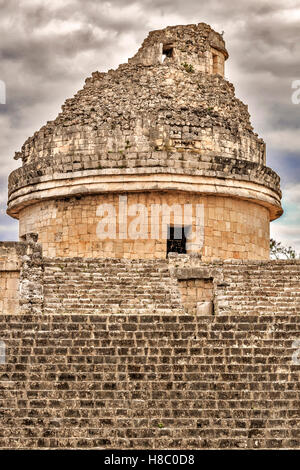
left=12, top=66, right=264, bottom=170
left=129, top=22, right=228, bottom=72
left=12, top=24, right=259, bottom=170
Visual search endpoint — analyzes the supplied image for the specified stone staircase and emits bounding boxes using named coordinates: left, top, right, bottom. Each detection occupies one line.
left=1, top=313, right=299, bottom=449
left=42, top=258, right=300, bottom=316
left=43, top=258, right=184, bottom=314
left=216, top=260, right=300, bottom=314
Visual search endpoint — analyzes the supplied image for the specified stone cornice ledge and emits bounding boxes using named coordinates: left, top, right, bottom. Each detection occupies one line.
left=7, top=170, right=283, bottom=221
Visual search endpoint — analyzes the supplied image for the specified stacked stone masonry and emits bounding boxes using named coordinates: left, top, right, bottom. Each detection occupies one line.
left=42, top=258, right=184, bottom=315
left=0, top=313, right=299, bottom=449
left=0, top=248, right=300, bottom=449
left=1, top=243, right=300, bottom=318
left=8, top=155, right=280, bottom=201
left=0, top=243, right=22, bottom=315
left=18, top=194, right=270, bottom=260
left=216, top=260, right=300, bottom=315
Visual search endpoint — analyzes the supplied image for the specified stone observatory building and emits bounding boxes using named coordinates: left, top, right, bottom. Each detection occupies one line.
left=0, top=24, right=300, bottom=450
left=8, top=22, right=282, bottom=261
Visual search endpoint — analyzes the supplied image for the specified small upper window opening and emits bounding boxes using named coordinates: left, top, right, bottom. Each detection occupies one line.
left=162, top=44, right=174, bottom=62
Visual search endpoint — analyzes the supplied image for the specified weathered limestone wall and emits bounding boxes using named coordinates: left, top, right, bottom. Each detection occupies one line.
left=18, top=193, right=270, bottom=260
left=178, top=279, right=214, bottom=315
left=0, top=244, right=21, bottom=314
left=0, top=313, right=299, bottom=449
left=0, top=272, right=19, bottom=314
left=0, top=239, right=44, bottom=315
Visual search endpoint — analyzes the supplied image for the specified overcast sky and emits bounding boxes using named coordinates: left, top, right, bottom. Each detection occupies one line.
left=0, top=0, right=300, bottom=252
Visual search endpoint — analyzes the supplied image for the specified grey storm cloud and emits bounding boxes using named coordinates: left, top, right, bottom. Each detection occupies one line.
left=0, top=0, right=300, bottom=249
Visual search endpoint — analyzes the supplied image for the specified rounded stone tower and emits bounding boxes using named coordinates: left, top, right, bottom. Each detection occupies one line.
left=7, top=23, right=282, bottom=260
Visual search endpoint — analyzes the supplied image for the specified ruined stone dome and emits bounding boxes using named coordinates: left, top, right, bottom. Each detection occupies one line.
left=7, top=23, right=282, bottom=260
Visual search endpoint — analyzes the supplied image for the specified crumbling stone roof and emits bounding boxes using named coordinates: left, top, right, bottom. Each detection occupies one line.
left=14, top=23, right=259, bottom=166
left=8, top=23, right=282, bottom=221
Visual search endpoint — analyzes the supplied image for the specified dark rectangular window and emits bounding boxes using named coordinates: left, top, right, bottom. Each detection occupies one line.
left=166, top=225, right=187, bottom=257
